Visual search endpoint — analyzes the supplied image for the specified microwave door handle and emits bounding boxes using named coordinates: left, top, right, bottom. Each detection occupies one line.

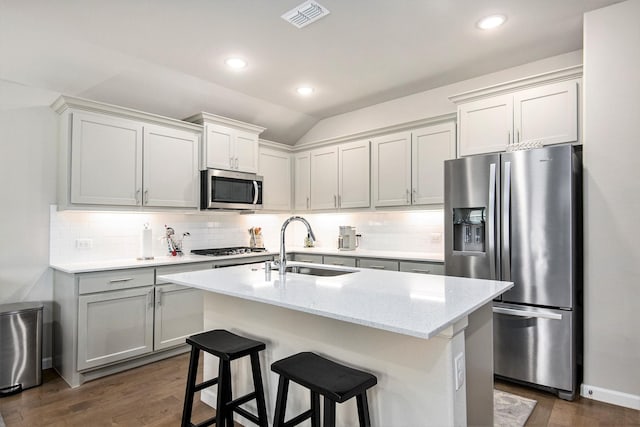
left=502, top=161, right=511, bottom=281
left=253, top=181, right=259, bottom=204
left=488, top=163, right=497, bottom=280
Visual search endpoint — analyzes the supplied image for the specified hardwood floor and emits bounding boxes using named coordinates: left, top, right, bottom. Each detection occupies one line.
left=1, top=353, right=638, bottom=426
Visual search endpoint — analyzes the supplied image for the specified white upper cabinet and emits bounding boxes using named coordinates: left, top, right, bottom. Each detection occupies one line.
left=308, top=140, right=370, bottom=211
left=338, top=140, right=370, bottom=209
left=258, top=146, right=292, bottom=211
left=458, top=95, right=513, bottom=156
left=187, top=112, right=265, bottom=173
left=294, top=151, right=311, bottom=211
left=412, top=122, right=456, bottom=205
left=143, top=125, right=199, bottom=208
left=451, top=68, right=581, bottom=157
left=70, top=112, right=143, bottom=206
left=372, top=131, right=412, bottom=207
left=55, top=96, right=202, bottom=210
left=513, top=81, right=578, bottom=146
left=310, top=146, right=339, bottom=210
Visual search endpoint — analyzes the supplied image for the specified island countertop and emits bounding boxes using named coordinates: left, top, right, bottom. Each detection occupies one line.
left=160, top=262, right=512, bottom=339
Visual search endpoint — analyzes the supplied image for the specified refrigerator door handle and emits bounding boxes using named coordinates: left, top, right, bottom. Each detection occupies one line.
left=493, top=306, right=563, bottom=320
left=502, top=161, right=512, bottom=281
left=488, top=163, right=497, bottom=280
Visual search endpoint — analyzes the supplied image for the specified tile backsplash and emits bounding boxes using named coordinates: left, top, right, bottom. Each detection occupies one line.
left=49, top=205, right=444, bottom=264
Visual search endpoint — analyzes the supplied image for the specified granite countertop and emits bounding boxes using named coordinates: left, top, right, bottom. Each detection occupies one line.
left=49, top=252, right=278, bottom=274
left=287, top=246, right=444, bottom=262
left=50, top=248, right=443, bottom=274
left=160, top=262, right=511, bottom=339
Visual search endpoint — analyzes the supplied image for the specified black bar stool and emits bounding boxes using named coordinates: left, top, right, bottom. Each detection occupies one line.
left=271, top=352, right=377, bottom=427
left=182, top=329, right=268, bottom=427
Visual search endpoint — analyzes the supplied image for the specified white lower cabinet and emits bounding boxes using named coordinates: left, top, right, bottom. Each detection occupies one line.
left=77, top=286, right=154, bottom=371
left=154, top=284, right=204, bottom=351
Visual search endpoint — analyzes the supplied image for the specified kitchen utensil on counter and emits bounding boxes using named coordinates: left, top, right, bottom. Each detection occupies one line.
left=248, top=227, right=264, bottom=248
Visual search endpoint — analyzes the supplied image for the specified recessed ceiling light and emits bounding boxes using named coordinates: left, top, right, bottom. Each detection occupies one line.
left=477, top=14, right=507, bottom=30
left=296, top=86, right=314, bottom=96
left=225, top=57, right=247, bottom=70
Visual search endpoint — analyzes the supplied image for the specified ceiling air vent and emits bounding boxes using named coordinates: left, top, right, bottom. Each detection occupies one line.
left=281, top=1, right=330, bottom=29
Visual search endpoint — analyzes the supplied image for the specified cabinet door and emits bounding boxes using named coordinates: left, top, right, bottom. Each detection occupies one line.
left=338, top=140, right=370, bottom=208
left=294, top=152, right=311, bottom=211
left=77, top=286, right=154, bottom=371
left=71, top=112, right=143, bottom=205
left=513, top=80, right=578, bottom=146
left=358, top=258, right=399, bottom=271
left=235, top=130, right=259, bottom=173
left=412, top=122, right=456, bottom=205
left=154, top=284, right=204, bottom=351
left=259, top=147, right=292, bottom=210
left=371, top=132, right=412, bottom=207
left=310, top=146, right=339, bottom=210
left=143, top=125, right=199, bottom=208
left=204, top=123, right=234, bottom=170
left=458, top=95, right=513, bottom=156
left=323, top=255, right=357, bottom=267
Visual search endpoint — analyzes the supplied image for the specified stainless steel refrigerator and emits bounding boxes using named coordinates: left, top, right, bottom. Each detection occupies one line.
left=444, top=145, right=581, bottom=400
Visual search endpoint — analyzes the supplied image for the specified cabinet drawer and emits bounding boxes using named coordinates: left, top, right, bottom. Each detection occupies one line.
left=399, top=261, right=444, bottom=275
left=323, top=255, right=357, bottom=267
left=155, top=262, right=213, bottom=284
left=291, top=253, right=323, bottom=264
left=358, top=258, right=399, bottom=271
left=79, top=268, right=154, bottom=294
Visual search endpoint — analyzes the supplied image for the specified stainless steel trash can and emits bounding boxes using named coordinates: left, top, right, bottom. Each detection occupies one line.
left=0, top=302, right=43, bottom=396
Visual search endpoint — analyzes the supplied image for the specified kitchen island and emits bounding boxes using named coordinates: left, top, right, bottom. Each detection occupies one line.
left=161, top=262, right=512, bottom=426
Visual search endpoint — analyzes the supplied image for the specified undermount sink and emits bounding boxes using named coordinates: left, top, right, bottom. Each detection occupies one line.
left=283, top=265, right=356, bottom=277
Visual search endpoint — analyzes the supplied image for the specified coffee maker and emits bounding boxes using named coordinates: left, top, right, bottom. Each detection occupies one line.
left=338, top=226, right=359, bottom=251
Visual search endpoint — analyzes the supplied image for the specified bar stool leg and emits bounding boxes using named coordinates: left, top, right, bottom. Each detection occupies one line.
left=215, top=359, right=229, bottom=427
left=356, top=393, right=371, bottom=427
left=182, top=346, right=200, bottom=427
left=310, top=391, right=321, bottom=427
left=323, top=397, right=336, bottom=427
left=273, top=376, right=290, bottom=427
left=250, top=353, right=268, bottom=427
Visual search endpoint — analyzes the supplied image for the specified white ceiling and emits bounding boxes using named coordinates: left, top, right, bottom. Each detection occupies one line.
left=0, top=0, right=622, bottom=144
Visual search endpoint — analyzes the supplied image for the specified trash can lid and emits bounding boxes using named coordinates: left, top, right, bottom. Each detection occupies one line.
left=0, top=302, right=44, bottom=315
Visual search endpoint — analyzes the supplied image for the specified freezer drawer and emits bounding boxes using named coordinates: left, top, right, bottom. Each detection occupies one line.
left=493, top=303, right=576, bottom=395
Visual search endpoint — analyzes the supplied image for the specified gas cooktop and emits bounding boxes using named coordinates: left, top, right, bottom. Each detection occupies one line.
left=191, top=247, right=267, bottom=257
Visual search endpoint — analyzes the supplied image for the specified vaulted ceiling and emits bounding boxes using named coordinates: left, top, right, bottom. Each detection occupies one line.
left=0, top=0, right=623, bottom=144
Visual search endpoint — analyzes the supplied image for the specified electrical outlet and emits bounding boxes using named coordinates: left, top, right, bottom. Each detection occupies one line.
left=75, top=238, right=93, bottom=249
left=454, top=352, right=465, bottom=391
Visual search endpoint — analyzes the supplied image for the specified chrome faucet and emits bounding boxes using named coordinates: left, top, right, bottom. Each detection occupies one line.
left=279, top=216, right=316, bottom=275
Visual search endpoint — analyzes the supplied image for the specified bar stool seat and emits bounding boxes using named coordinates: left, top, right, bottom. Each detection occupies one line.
left=271, top=352, right=377, bottom=427
left=182, top=329, right=268, bottom=427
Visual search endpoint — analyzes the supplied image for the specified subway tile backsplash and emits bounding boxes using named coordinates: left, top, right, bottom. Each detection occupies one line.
left=49, top=205, right=444, bottom=264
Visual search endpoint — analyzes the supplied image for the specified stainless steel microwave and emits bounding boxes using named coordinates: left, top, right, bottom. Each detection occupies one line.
left=200, top=169, right=263, bottom=210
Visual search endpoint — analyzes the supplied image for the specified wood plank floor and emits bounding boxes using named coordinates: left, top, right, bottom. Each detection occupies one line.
left=1, top=353, right=638, bottom=426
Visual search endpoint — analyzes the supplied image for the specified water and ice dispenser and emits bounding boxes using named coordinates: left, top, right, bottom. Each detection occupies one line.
left=452, top=208, right=486, bottom=253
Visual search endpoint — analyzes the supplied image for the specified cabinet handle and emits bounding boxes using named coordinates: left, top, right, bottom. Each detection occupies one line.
left=406, top=189, right=410, bottom=204
left=135, top=189, right=141, bottom=204
left=334, top=195, right=337, bottom=208
left=516, top=129, right=520, bottom=143
left=144, top=189, right=149, bottom=204
left=300, top=259, right=314, bottom=263
left=338, top=194, right=341, bottom=207
left=147, top=290, right=154, bottom=309
left=508, top=131, right=511, bottom=144
left=412, top=188, right=417, bottom=204
left=230, top=157, right=234, bottom=168
left=235, top=157, right=239, bottom=169
left=306, top=197, right=310, bottom=209
left=411, top=269, right=431, bottom=274
left=109, top=278, right=133, bottom=283
left=330, top=262, right=344, bottom=266
left=370, top=265, right=386, bottom=270
left=156, top=291, right=162, bottom=307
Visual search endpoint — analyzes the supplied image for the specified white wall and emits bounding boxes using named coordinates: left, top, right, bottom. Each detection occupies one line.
left=0, top=80, right=59, bottom=364
left=582, top=0, right=640, bottom=409
left=297, top=51, right=583, bottom=145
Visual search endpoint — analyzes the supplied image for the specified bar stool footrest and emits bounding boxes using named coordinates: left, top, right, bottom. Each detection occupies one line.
left=282, top=409, right=314, bottom=427
left=194, top=377, right=219, bottom=393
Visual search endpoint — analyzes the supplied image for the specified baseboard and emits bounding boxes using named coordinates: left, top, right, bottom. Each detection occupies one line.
left=42, top=357, right=52, bottom=370
left=581, top=383, right=640, bottom=410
